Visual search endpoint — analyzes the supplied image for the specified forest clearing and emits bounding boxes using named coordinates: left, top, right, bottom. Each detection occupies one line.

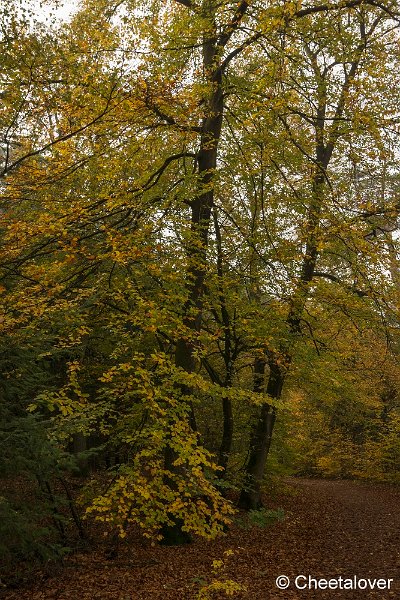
left=1, top=0, right=400, bottom=597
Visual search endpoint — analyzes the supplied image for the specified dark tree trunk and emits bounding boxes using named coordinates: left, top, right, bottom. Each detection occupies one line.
left=218, top=396, right=234, bottom=474
left=238, top=357, right=283, bottom=509
left=72, top=432, right=90, bottom=476
left=162, top=0, right=254, bottom=544
left=162, top=85, right=223, bottom=545
left=238, top=100, right=330, bottom=510
left=162, top=6, right=225, bottom=546
left=212, top=207, right=235, bottom=476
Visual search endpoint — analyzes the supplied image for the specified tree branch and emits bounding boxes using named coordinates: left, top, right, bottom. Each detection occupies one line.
left=218, top=0, right=250, bottom=48
left=218, top=32, right=263, bottom=73
left=1, top=83, right=120, bottom=179
left=313, top=271, right=368, bottom=297
left=295, top=0, right=399, bottom=20
left=173, top=0, right=196, bottom=8
left=127, top=152, right=196, bottom=195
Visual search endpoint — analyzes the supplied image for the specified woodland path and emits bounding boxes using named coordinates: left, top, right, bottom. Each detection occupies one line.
left=3, top=478, right=400, bottom=600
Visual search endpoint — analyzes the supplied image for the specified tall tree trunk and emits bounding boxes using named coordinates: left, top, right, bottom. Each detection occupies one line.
left=238, top=167, right=326, bottom=508
left=238, top=137, right=329, bottom=509
left=237, top=20, right=371, bottom=505
left=163, top=62, right=223, bottom=546
left=212, top=207, right=235, bottom=475
left=162, top=2, right=231, bottom=544
left=162, top=0, right=254, bottom=542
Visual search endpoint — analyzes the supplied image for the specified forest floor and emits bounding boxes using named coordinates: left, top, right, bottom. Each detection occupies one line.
left=2, top=478, right=400, bottom=600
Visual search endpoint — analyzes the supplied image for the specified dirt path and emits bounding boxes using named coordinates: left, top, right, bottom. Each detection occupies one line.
left=2, top=478, right=399, bottom=599
left=253, top=478, right=400, bottom=599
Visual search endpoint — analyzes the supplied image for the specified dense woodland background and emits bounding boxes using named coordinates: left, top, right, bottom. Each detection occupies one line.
left=1, top=0, right=400, bottom=586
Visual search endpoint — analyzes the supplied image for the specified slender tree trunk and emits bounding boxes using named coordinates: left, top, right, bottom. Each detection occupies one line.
left=239, top=151, right=329, bottom=510
left=72, top=432, right=89, bottom=476
left=236, top=26, right=365, bottom=503
left=218, top=396, right=233, bottom=473
left=238, top=356, right=283, bottom=509
left=212, top=207, right=235, bottom=475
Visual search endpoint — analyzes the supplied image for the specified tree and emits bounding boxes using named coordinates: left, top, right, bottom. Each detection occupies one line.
left=1, top=0, right=399, bottom=549
left=237, top=4, right=400, bottom=507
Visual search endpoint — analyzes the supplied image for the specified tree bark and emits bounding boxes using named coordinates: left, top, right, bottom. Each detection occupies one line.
left=162, top=2, right=233, bottom=545
left=238, top=356, right=281, bottom=509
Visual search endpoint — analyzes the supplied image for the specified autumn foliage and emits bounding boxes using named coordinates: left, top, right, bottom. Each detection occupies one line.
left=1, top=0, right=400, bottom=575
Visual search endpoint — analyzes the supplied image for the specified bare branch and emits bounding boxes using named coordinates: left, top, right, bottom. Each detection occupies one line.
left=127, top=152, right=196, bottom=195
left=295, top=0, right=399, bottom=20
left=313, top=271, right=368, bottom=297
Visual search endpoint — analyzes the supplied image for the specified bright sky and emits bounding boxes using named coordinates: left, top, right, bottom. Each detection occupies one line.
left=24, top=0, right=79, bottom=25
